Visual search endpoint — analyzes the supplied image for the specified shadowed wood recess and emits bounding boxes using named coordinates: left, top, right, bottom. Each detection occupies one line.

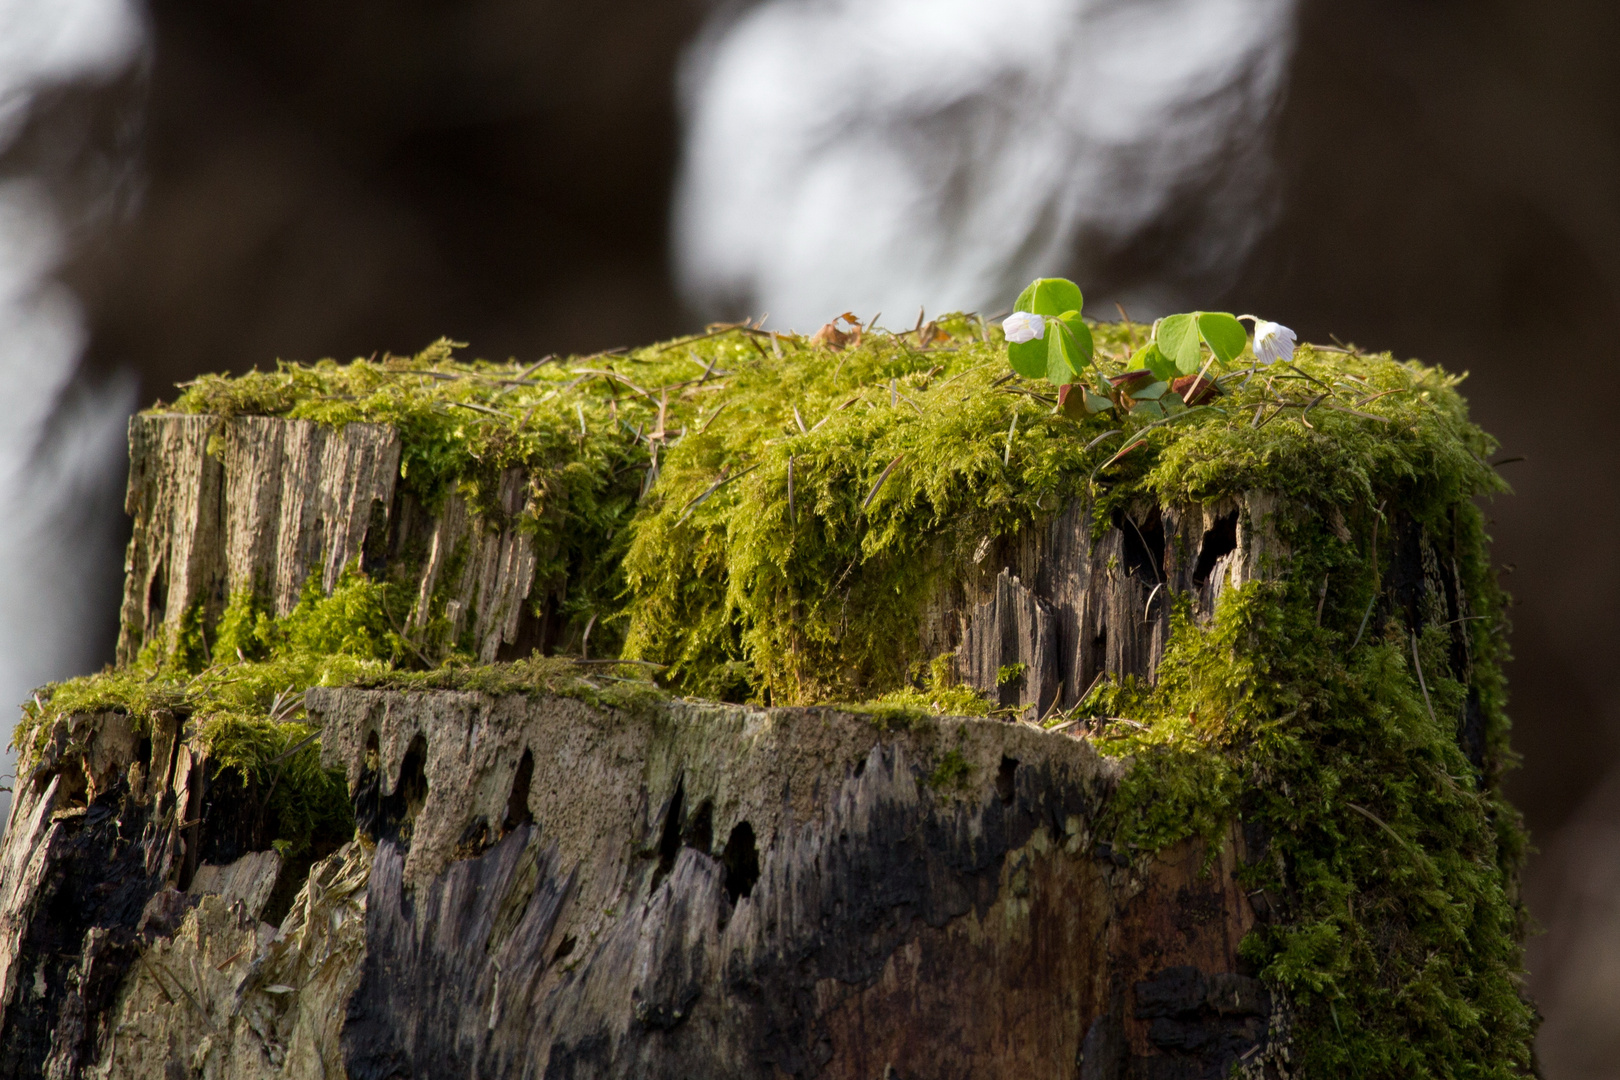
left=0, top=410, right=1510, bottom=1079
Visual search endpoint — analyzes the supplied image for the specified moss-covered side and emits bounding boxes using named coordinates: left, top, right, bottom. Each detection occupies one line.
left=20, top=317, right=1533, bottom=1075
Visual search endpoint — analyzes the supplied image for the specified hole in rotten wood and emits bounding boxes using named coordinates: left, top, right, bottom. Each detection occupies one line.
left=361, top=497, right=390, bottom=576
left=1192, top=510, right=1240, bottom=588
left=684, top=799, right=714, bottom=854
left=394, top=735, right=429, bottom=819
left=145, top=558, right=167, bottom=630
left=650, top=777, right=686, bottom=893
left=495, top=600, right=547, bottom=662
left=1116, top=508, right=1165, bottom=583
left=722, top=821, right=760, bottom=904
left=375, top=734, right=429, bottom=847
left=502, top=748, right=534, bottom=833
left=996, top=756, right=1019, bottom=805
left=354, top=731, right=383, bottom=840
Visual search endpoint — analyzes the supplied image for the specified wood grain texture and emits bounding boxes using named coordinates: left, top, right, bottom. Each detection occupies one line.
left=0, top=672, right=1288, bottom=1079
left=934, top=493, right=1283, bottom=719
left=0, top=416, right=1497, bottom=1078
left=118, top=414, right=542, bottom=666
left=299, top=687, right=1282, bottom=1080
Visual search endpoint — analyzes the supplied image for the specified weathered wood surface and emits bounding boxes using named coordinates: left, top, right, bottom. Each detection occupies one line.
left=119, top=414, right=541, bottom=666
left=939, top=494, right=1284, bottom=719
left=0, top=686, right=1284, bottom=1079
left=119, top=414, right=1286, bottom=721
left=0, top=412, right=1494, bottom=1078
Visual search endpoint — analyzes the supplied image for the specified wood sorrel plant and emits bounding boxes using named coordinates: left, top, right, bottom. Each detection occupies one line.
left=1002, top=276, right=1297, bottom=420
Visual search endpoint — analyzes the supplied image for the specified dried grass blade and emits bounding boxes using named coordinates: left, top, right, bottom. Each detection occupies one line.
left=862, top=453, right=907, bottom=512
left=695, top=402, right=728, bottom=436
left=675, top=463, right=760, bottom=526
left=1410, top=631, right=1437, bottom=726
left=1320, top=403, right=1393, bottom=423
left=1084, top=429, right=1123, bottom=453
left=448, top=400, right=512, bottom=420
left=571, top=368, right=656, bottom=401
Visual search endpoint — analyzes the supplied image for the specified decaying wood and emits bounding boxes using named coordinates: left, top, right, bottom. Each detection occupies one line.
left=0, top=675, right=1295, bottom=1080
left=119, top=414, right=543, bottom=667
left=0, top=412, right=1491, bottom=1079
left=936, top=493, right=1283, bottom=719
left=0, top=685, right=1286, bottom=1080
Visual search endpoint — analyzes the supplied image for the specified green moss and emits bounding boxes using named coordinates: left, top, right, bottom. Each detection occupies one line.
left=926, top=747, right=973, bottom=791
left=1081, top=519, right=1529, bottom=1074
left=171, top=338, right=654, bottom=658
left=28, top=317, right=1528, bottom=1073
left=19, top=567, right=412, bottom=853
left=347, top=655, right=667, bottom=714
left=20, top=566, right=665, bottom=852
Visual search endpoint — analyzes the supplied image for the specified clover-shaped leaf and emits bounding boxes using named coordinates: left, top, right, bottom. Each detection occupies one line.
left=1046, top=311, right=1094, bottom=383
left=1128, top=343, right=1179, bottom=382
left=1197, top=312, right=1246, bottom=364
left=1156, top=314, right=1202, bottom=374
left=1015, top=277, right=1085, bottom=317
left=1006, top=278, right=1093, bottom=385
left=1154, top=310, right=1249, bottom=373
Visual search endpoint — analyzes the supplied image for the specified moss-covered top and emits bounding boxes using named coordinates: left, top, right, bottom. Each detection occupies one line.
left=23, top=316, right=1532, bottom=1076
left=158, top=318, right=1498, bottom=700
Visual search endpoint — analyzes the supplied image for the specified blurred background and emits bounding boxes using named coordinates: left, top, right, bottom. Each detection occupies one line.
left=0, top=0, right=1615, bottom=1071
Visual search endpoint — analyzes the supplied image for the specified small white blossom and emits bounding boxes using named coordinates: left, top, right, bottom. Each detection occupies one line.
left=1002, top=310, right=1045, bottom=344
left=1252, top=319, right=1296, bottom=365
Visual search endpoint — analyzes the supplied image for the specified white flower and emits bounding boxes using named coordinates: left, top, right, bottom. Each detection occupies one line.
left=1252, top=319, right=1296, bottom=365
left=1002, top=310, right=1045, bottom=344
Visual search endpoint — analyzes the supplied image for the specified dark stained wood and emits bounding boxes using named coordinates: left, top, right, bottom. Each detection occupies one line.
left=0, top=413, right=1489, bottom=1078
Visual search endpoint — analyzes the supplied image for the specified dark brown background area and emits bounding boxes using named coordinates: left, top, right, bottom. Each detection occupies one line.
left=41, top=0, right=1620, bottom=1071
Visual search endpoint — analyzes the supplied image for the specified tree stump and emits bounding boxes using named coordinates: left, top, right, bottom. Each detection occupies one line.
left=0, top=329, right=1535, bottom=1078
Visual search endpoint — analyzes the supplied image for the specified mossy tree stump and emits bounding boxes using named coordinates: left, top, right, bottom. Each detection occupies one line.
left=0, top=324, right=1534, bottom=1078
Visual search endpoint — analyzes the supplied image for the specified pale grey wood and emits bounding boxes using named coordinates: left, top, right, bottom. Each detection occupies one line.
left=118, top=414, right=543, bottom=667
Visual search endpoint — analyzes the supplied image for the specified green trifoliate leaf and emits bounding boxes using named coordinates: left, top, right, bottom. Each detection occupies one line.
left=1131, top=380, right=1169, bottom=401
left=1155, top=313, right=1203, bottom=374
left=1128, top=342, right=1178, bottom=381
left=1044, top=311, right=1092, bottom=383
left=1007, top=335, right=1047, bottom=379
left=1084, top=391, right=1115, bottom=414
left=1014, top=277, right=1085, bottom=318
left=1046, top=325, right=1078, bottom=383
left=1056, top=310, right=1094, bottom=361
left=1196, top=312, right=1246, bottom=364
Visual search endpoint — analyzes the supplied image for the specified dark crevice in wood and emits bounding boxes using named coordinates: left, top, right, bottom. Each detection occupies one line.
left=1117, top=507, right=1165, bottom=584
left=996, top=756, right=1019, bottom=805
left=721, top=821, right=759, bottom=905
left=375, top=735, right=429, bottom=850
left=361, top=496, right=390, bottom=577
left=502, top=749, right=534, bottom=833
left=1191, top=511, right=1239, bottom=588
left=650, top=777, right=686, bottom=894
left=354, top=731, right=384, bottom=841
left=682, top=799, right=714, bottom=856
